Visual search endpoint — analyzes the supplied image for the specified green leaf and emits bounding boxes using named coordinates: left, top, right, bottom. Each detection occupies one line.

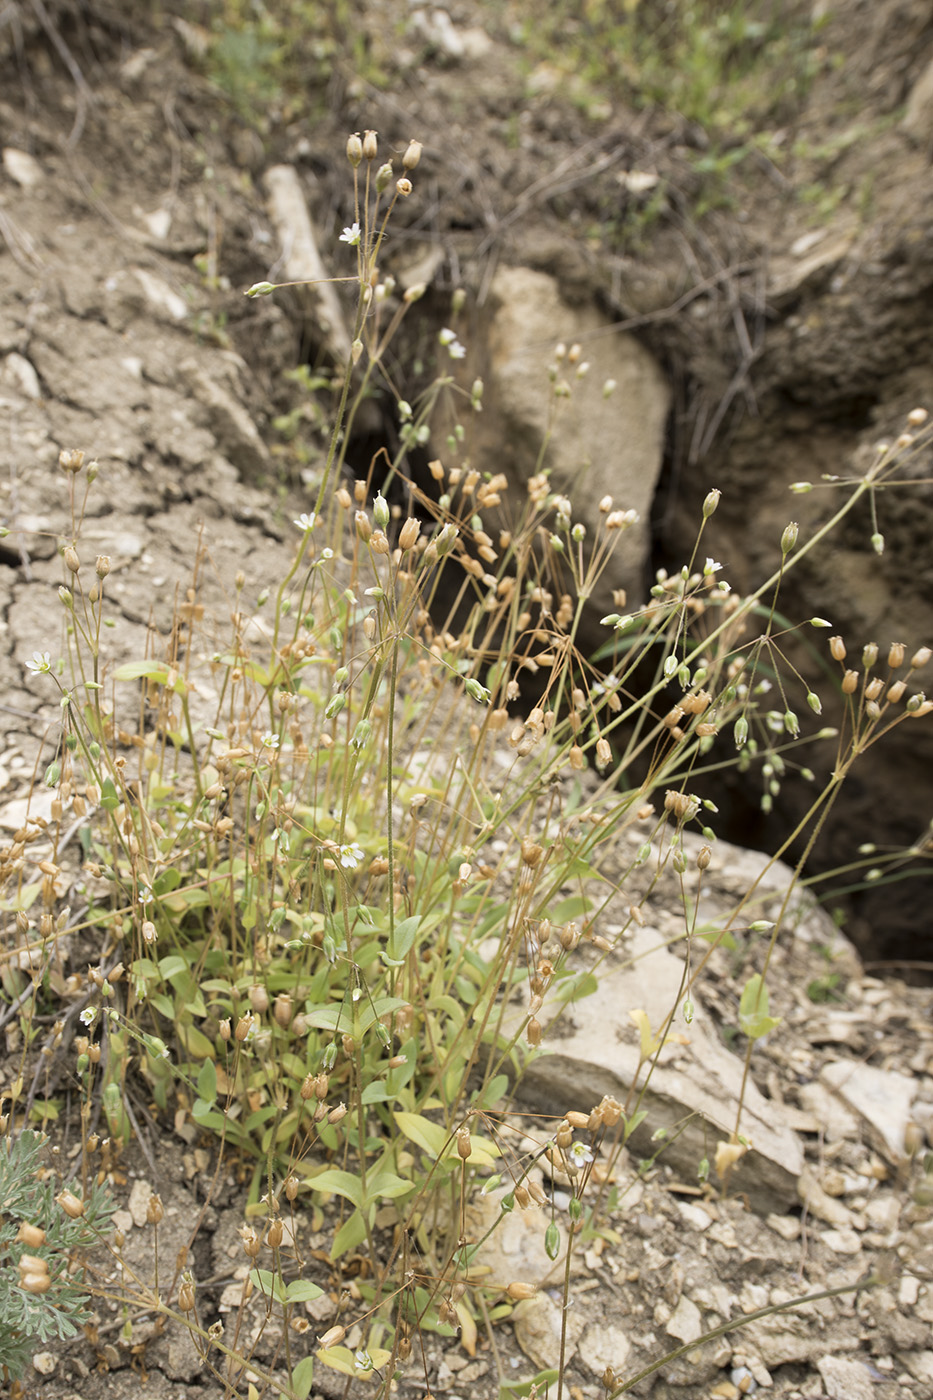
left=99, top=776, right=120, bottom=812
left=249, top=1267, right=286, bottom=1304
left=307, top=1169, right=362, bottom=1207
left=113, top=659, right=188, bottom=694
left=158, top=954, right=187, bottom=979
left=549, top=895, right=593, bottom=922
left=291, top=1355, right=315, bottom=1399
left=393, top=1111, right=449, bottom=1159
left=361, top=1171, right=412, bottom=1206
left=500, top=1369, right=560, bottom=1399
left=554, top=970, right=598, bottom=1003
left=472, top=1074, right=510, bottom=1109
left=285, top=1279, right=324, bottom=1303
left=385, top=914, right=421, bottom=963
left=330, top=1208, right=368, bottom=1260
left=197, top=1060, right=217, bottom=1104
left=176, top=1023, right=215, bottom=1059
left=739, top=974, right=781, bottom=1040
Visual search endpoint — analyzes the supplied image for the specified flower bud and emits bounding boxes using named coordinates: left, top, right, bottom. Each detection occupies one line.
left=398, top=517, right=421, bottom=551
left=63, top=546, right=80, bottom=574
left=373, top=493, right=390, bottom=528
left=702, top=488, right=721, bottom=519
left=862, top=643, right=878, bottom=669
left=375, top=162, right=393, bottom=193
left=781, top=521, right=798, bottom=555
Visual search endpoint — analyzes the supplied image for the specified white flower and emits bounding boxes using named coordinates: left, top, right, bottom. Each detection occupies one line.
left=703, top=558, right=723, bottom=576
left=340, top=222, right=361, bottom=247
left=438, top=327, right=456, bottom=346
left=261, top=732, right=280, bottom=750
left=337, top=842, right=365, bottom=870
left=138, top=885, right=153, bottom=906
left=25, top=651, right=52, bottom=674
left=447, top=339, right=467, bottom=359
left=353, top=1350, right=373, bottom=1374
left=293, top=512, right=316, bottom=532
left=566, top=1140, right=594, bottom=1171
left=79, top=1007, right=97, bottom=1027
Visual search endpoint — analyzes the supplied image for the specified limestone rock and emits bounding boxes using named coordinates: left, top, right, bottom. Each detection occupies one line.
left=820, top=1059, right=916, bottom=1163
left=451, top=265, right=669, bottom=623
left=512, top=1293, right=584, bottom=1369
left=513, top=920, right=804, bottom=1210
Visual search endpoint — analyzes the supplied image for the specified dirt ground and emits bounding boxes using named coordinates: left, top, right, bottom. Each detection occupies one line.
left=1, top=0, right=933, bottom=1397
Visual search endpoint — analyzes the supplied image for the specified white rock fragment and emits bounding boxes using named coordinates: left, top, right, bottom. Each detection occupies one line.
left=901, top=1350, right=933, bottom=1383
left=675, top=1200, right=713, bottom=1232
left=666, top=1294, right=702, bottom=1344
left=132, top=268, right=188, bottom=322
left=820, top=1059, right=915, bottom=1161
left=1, top=352, right=42, bottom=399
left=3, top=147, right=44, bottom=188
left=32, top=1353, right=56, bottom=1375
left=579, top=1319, right=631, bottom=1376
left=766, top=1213, right=800, bottom=1241
left=512, top=1293, right=584, bottom=1369
left=127, top=1178, right=153, bottom=1228
left=820, top=1226, right=862, bottom=1255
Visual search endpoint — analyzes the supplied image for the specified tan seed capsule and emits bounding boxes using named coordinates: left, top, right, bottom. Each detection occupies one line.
left=912, top=646, right=932, bottom=669
left=266, top=1218, right=284, bottom=1248
left=18, top=1254, right=49, bottom=1277
left=888, top=641, right=906, bottom=668
left=147, top=1195, right=164, bottom=1225
left=57, top=1190, right=85, bottom=1219
left=841, top=670, right=859, bottom=694
left=346, top=132, right=363, bottom=166
left=178, top=1278, right=196, bottom=1311
left=565, top=1111, right=590, bottom=1130
left=362, top=129, right=378, bottom=161
left=829, top=635, right=847, bottom=662
left=319, top=1325, right=346, bottom=1350
left=16, top=1223, right=46, bottom=1247
left=506, top=1281, right=537, bottom=1301
left=457, top=1126, right=472, bottom=1160
left=328, top=1102, right=347, bottom=1124
left=20, top=1271, right=52, bottom=1294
